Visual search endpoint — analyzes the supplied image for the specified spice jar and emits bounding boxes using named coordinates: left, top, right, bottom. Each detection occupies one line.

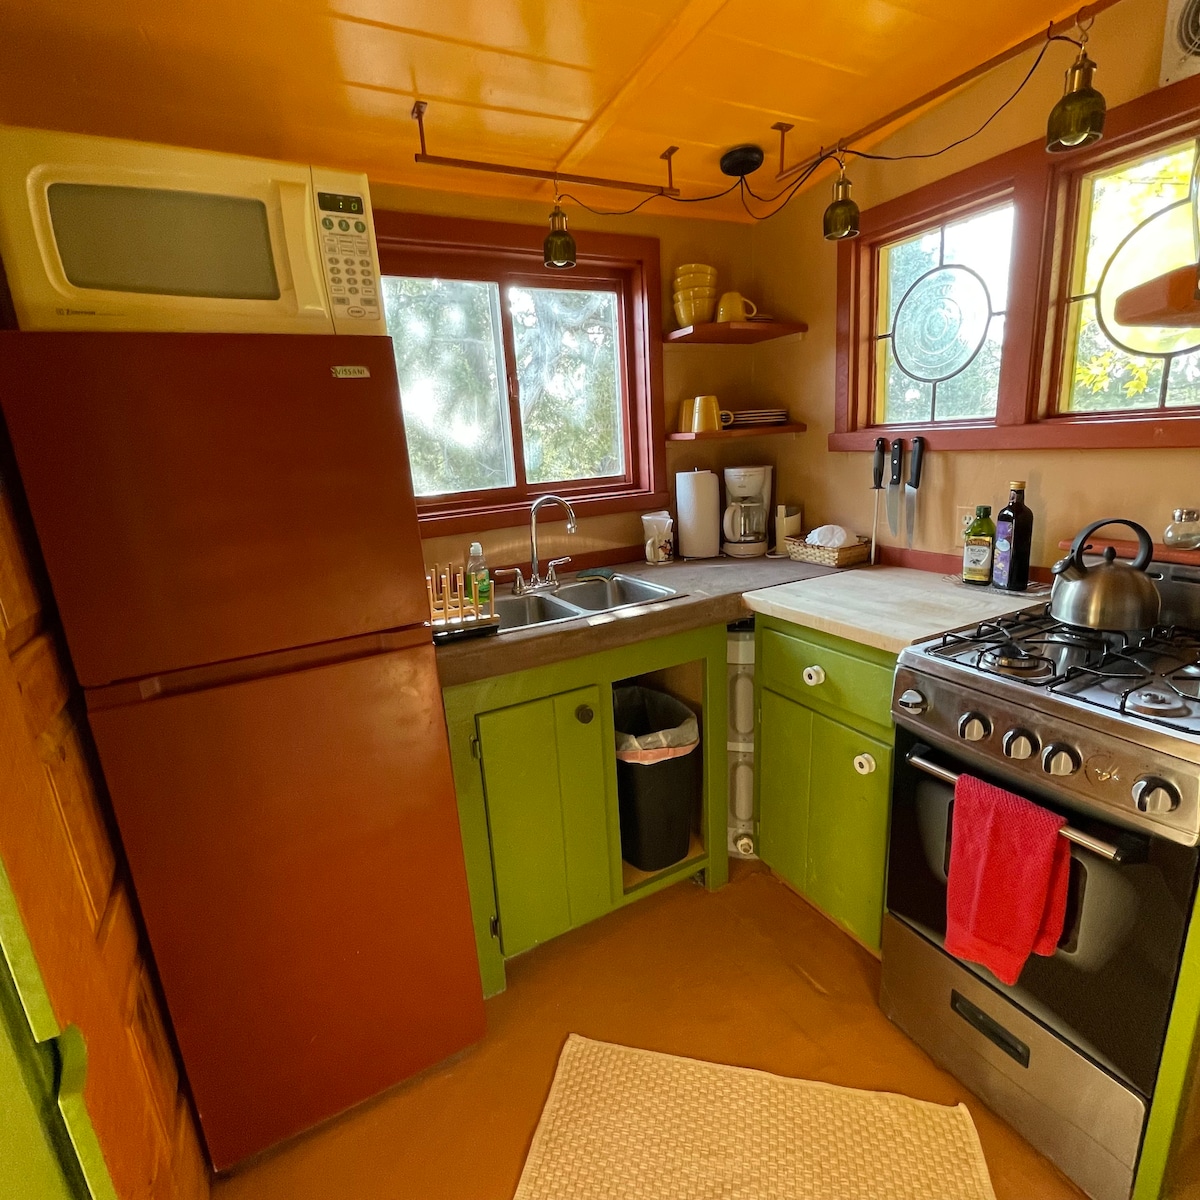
left=1164, top=509, right=1200, bottom=549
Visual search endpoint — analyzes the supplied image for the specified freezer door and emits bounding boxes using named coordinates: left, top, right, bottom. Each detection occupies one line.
left=0, top=331, right=427, bottom=686
left=86, top=642, right=485, bottom=1169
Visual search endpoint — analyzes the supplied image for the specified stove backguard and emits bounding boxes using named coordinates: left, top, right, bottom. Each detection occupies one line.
left=887, top=726, right=1199, bottom=1100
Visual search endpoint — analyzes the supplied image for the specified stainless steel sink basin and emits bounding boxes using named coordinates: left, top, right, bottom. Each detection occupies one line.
left=553, top=574, right=677, bottom=611
left=494, top=572, right=680, bottom=633
left=494, top=593, right=580, bottom=630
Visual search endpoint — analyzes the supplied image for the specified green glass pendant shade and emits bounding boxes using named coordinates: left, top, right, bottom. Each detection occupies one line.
left=1046, top=52, right=1105, bottom=152
left=543, top=205, right=577, bottom=269
left=823, top=175, right=860, bottom=241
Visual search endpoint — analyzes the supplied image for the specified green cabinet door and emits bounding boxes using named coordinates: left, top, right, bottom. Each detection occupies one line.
left=805, top=714, right=892, bottom=950
left=478, top=685, right=612, bottom=957
left=756, top=687, right=813, bottom=894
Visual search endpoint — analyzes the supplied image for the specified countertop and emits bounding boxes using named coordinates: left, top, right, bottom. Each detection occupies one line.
left=742, top=566, right=1046, bottom=654
left=435, top=557, right=836, bottom=687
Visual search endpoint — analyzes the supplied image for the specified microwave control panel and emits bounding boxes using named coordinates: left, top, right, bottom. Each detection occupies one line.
left=314, top=188, right=385, bottom=334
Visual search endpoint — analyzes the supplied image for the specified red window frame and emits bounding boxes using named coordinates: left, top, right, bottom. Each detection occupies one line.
left=832, top=73, right=1200, bottom=452
left=374, top=211, right=666, bottom=535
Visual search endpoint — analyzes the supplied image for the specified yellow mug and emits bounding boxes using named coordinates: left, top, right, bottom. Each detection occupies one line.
left=716, top=292, right=758, bottom=322
left=690, top=395, right=735, bottom=433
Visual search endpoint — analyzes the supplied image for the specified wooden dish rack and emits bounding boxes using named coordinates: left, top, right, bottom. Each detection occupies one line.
left=426, top=565, right=501, bottom=641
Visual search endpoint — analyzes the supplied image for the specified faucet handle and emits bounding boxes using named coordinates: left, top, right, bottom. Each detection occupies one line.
left=493, top=567, right=526, bottom=595
left=546, top=557, right=572, bottom=585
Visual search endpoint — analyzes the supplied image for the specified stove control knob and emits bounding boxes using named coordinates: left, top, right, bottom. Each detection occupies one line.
left=1132, top=776, right=1180, bottom=815
left=958, top=712, right=991, bottom=742
left=897, top=688, right=927, bottom=714
left=1042, top=744, right=1081, bottom=776
left=1002, top=729, right=1039, bottom=760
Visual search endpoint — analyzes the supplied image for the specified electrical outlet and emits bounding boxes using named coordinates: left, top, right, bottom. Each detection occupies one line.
left=955, top=506, right=974, bottom=547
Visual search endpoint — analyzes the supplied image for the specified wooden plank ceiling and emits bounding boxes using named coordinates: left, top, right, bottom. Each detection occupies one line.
left=0, top=0, right=1074, bottom=219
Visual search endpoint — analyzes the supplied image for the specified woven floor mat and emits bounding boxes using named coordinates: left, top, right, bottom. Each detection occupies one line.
left=513, top=1035, right=996, bottom=1200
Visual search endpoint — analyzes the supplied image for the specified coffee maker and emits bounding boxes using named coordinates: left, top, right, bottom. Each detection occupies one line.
left=722, top=466, right=772, bottom=558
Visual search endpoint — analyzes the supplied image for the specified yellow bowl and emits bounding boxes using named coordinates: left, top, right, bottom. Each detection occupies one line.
left=675, top=262, right=716, bottom=279
left=675, top=272, right=717, bottom=292
left=674, top=297, right=716, bottom=327
left=674, top=286, right=717, bottom=302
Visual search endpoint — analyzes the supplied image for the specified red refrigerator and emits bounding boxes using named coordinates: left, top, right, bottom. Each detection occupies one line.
left=0, top=332, right=485, bottom=1170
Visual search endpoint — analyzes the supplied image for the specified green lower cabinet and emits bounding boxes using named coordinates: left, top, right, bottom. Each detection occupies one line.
left=804, top=715, right=892, bottom=949
left=478, top=685, right=613, bottom=957
left=758, top=687, right=813, bottom=890
left=759, top=690, right=892, bottom=951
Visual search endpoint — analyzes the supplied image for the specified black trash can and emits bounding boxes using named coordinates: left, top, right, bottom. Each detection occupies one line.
left=613, top=686, right=701, bottom=872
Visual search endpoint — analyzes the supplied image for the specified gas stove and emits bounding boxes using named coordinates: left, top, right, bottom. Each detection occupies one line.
left=891, top=564, right=1200, bottom=846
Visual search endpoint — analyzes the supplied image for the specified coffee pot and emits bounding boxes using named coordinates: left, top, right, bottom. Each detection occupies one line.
left=722, top=466, right=771, bottom=559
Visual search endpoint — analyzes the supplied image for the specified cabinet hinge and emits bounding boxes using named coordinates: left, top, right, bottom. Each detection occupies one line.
left=469, top=735, right=481, bottom=761
left=489, top=914, right=501, bottom=939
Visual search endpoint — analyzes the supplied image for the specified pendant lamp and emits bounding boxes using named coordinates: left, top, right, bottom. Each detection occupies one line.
left=1046, top=42, right=1106, bottom=152
left=543, top=203, right=576, bottom=269
left=823, top=161, right=860, bottom=241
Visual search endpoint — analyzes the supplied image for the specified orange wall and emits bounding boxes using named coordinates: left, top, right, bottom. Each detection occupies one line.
left=751, top=0, right=1199, bottom=568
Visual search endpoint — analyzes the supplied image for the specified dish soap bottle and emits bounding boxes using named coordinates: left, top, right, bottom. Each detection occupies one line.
left=991, top=481, right=1034, bottom=591
left=465, top=542, right=490, bottom=609
left=962, top=506, right=996, bottom=586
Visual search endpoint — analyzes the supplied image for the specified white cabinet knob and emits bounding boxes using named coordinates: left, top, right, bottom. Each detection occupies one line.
left=802, top=665, right=826, bottom=687
left=853, top=753, right=876, bottom=775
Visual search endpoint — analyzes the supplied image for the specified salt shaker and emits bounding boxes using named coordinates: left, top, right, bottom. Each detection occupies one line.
left=1164, top=508, right=1200, bottom=549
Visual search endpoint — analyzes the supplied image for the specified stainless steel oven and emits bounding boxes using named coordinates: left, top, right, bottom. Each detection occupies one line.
left=881, top=590, right=1200, bottom=1200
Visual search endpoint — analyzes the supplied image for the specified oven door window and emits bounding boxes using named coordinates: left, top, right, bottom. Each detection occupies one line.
left=47, top=183, right=281, bottom=300
left=887, top=731, right=1197, bottom=1099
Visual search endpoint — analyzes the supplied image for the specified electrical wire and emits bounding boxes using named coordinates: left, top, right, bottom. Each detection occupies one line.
left=557, top=177, right=741, bottom=217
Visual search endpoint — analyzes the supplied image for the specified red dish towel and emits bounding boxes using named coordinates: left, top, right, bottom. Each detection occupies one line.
left=944, top=774, right=1071, bottom=986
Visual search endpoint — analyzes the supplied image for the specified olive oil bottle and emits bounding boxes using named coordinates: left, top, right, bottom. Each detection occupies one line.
left=962, top=505, right=996, bottom=586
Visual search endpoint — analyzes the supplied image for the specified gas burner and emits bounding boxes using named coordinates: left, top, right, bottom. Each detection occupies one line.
left=1126, top=688, right=1193, bottom=718
left=979, top=640, right=1055, bottom=681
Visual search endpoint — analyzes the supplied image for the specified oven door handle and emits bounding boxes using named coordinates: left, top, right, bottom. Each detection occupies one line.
left=905, top=750, right=1125, bottom=863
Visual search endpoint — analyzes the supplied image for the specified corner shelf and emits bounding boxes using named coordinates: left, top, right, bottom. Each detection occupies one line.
left=667, top=422, right=807, bottom=441
left=664, top=320, right=808, bottom=345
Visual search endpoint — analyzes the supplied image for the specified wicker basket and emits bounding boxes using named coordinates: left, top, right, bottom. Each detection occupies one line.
left=785, top=534, right=870, bottom=567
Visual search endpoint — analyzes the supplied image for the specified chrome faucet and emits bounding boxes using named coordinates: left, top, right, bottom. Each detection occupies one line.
left=496, top=495, right=577, bottom=595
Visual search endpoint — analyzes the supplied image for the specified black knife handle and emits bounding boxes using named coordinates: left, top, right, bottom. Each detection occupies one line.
left=908, top=436, right=926, bottom=489
left=889, top=438, right=904, bottom=486
left=872, top=438, right=887, bottom=489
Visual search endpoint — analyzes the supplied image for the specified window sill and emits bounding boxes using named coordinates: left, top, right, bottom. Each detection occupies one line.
left=417, top=487, right=670, bottom=537
left=828, top=412, right=1200, bottom=452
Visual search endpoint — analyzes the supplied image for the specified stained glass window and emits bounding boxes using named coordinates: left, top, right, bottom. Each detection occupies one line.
left=873, top=204, right=1014, bottom=424
left=1062, top=141, right=1200, bottom=413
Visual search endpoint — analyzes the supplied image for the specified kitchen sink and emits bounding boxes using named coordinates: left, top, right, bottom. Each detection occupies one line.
left=494, top=593, right=580, bottom=630
left=494, top=573, right=680, bottom=632
left=553, top=575, right=677, bottom=611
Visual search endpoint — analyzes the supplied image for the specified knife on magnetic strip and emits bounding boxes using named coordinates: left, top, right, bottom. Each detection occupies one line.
left=905, top=436, right=925, bottom=548
left=885, top=438, right=904, bottom=537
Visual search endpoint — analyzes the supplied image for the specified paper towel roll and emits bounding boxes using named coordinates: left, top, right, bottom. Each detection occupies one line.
left=676, top=470, right=720, bottom=558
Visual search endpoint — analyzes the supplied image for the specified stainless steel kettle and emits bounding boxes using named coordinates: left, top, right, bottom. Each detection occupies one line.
left=1050, top=518, right=1160, bottom=631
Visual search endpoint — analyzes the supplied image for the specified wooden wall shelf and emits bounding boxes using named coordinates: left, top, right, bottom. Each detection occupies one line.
left=667, top=422, right=807, bottom=441
left=664, top=320, right=808, bottom=345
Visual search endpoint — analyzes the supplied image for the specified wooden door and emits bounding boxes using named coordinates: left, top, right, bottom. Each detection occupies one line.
left=478, top=686, right=612, bottom=958
left=756, top=687, right=813, bottom=895
left=806, top=715, right=892, bottom=950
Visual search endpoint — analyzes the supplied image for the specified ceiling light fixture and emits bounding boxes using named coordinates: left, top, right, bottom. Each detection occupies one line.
left=822, top=154, right=859, bottom=241
left=543, top=198, right=576, bottom=270
left=1046, top=18, right=1106, bottom=152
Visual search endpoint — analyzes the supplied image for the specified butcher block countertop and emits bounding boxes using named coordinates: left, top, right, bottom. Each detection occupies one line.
left=741, top=566, right=1046, bottom=654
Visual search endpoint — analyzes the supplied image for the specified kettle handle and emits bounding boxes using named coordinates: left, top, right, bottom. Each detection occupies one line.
left=1068, top=519, right=1154, bottom=572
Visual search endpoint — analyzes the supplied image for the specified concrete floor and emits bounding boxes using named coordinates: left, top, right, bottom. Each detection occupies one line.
left=214, top=863, right=1084, bottom=1200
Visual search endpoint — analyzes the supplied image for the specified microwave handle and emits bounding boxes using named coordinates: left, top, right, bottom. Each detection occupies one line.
left=277, top=181, right=329, bottom=316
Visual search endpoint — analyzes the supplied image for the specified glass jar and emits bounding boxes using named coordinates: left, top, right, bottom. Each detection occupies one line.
left=1164, top=509, right=1200, bottom=549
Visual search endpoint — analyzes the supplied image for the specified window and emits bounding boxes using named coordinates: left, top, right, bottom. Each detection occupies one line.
left=1062, top=140, right=1200, bottom=414
left=875, top=204, right=1014, bottom=424
left=374, top=212, right=665, bottom=533
left=833, top=75, right=1200, bottom=451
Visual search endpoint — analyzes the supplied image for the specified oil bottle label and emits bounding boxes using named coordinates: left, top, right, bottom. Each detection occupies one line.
left=992, top=518, right=1014, bottom=586
left=962, top=537, right=994, bottom=582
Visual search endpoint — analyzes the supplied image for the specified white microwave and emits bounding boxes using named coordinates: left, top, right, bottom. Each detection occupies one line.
left=0, top=126, right=386, bottom=335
